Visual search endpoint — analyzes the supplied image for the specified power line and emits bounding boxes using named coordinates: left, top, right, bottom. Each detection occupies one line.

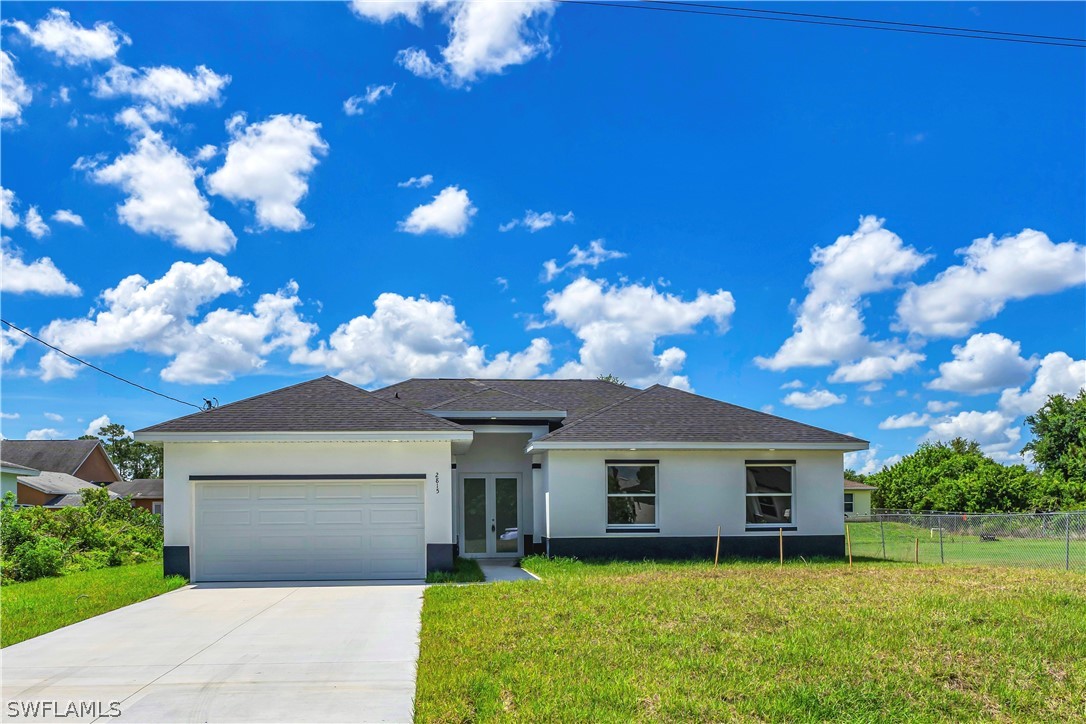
left=655, top=1, right=1086, bottom=43
left=555, top=0, right=1086, bottom=49
left=1, top=318, right=205, bottom=411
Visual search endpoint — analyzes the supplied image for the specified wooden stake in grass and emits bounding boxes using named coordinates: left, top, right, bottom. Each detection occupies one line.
left=779, top=527, right=784, bottom=567
left=714, top=525, right=721, bottom=567
left=846, top=523, right=853, bottom=569
left=914, top=537, right=920, bottom=564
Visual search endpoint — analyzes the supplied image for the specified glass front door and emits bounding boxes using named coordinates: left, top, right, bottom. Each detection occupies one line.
left=460, top=474, right=521, bottom=557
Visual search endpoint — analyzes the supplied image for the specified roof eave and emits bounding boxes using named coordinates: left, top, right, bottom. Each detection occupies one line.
left=526, top=440, right=870, bottom=453
left=425, top=409, right=567, bottom=420
left=134, top=430, right=475, bottom=444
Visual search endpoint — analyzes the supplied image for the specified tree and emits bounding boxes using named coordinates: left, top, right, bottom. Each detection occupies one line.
left=81, top=423, right=163, bottom=480
left=598, top=373, right=626, bottom=386
left=1022, top=391, right=1086, bottom=510
left=844, top=468, right=866, bottom=483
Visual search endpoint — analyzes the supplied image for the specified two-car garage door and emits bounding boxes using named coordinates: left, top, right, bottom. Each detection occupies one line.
left=193, top=479, right=425, bottom=581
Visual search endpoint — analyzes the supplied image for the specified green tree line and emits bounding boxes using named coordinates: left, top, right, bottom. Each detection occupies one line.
left=853, top=391, right=1086, bottom=513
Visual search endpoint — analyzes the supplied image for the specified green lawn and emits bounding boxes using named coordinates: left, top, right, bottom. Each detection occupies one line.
left=1, top=562, right=186, bottom=647
left=848, top=520, right=1086, bottom=570
left=426, top=556, right=485, bottom=584
left=415, top=556, right=1086, bottom=722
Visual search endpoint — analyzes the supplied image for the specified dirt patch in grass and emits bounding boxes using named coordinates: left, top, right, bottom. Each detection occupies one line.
left=414, top=556, right=1086, bottom=722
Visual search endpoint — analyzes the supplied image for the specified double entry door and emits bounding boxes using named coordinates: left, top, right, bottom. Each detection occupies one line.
left=460, top=474, right=521, bottom=557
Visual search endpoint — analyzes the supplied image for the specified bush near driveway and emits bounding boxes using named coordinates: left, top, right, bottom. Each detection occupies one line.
left=1, top=561, right=186, bottom=647
left=414, top=556, right=1086, bottom=722
left=1, top=488, right=163, bottom=583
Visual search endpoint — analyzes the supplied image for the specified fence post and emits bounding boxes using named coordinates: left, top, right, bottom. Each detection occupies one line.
left=1067, top=513, right=1072, bottom=572
left=880, top=518, right=886, bottom=560
left=939, top=518, right=945, bottom=564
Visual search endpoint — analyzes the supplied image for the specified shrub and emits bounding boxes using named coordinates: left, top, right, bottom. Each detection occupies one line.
left=11, top=537, right=66, bottom=581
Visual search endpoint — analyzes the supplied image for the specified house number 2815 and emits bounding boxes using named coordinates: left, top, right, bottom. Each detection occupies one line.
left=435, top=472, right=440, bottom=494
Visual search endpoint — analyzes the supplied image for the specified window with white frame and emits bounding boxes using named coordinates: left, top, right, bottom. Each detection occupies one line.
left=844, top=493, right=854, bottom=514
left=745, top=463, right=793, bottom=526
left=606, top=463, right=657, bottom=527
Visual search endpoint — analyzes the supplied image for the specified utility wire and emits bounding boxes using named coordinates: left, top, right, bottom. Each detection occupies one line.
left=1, top=318, right=205, bottom=411
left=655, top=1, right=1086, bottom=43
left=555, top=0, right=1086, bottom=49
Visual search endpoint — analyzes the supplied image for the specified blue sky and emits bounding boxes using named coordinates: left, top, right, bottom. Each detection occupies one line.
left=1, top=1, right=1083, bottom=472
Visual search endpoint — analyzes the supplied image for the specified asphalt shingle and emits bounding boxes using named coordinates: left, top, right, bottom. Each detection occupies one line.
left=0, top=440, right=101, bottom=476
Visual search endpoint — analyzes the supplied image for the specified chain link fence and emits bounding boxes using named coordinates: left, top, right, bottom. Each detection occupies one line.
left=847, top=511, right=1086, bottom=571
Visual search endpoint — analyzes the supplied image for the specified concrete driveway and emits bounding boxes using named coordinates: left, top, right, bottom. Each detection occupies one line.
left=1, top=581, right=426, bottom=724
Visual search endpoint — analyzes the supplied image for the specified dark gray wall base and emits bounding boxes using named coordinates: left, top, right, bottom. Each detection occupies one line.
left=427, top=543, right=455, bottom=573
left=163, top=546, right=190, bottom=579
left=543, top=535, right=845, bottom=560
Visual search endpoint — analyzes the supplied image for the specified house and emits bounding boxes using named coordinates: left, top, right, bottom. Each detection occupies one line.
left=135, top=376, right=868, bottom=582
left=12, top=470, right=121, bottom=508
left=108, top=479, right=164, bottom=514
left=0, top=439, right=121, bottom=484
left=1, top=460, right=39, bottom=501
left=844, top=478, right=877, bottom=518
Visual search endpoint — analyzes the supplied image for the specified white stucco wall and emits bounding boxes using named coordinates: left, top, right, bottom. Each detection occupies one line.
left=163, top=441, right=453, bottom=550
left=452, top=432, right=536, bottom=542
left=543, top=449, right=846, bottom=539
left=846, top=489, right=873, bottom=518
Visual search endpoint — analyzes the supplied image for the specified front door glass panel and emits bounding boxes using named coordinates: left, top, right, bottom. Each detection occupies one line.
left=494, top=477, right=519, bottom=553
left=463, top=477, right=487, bottom=554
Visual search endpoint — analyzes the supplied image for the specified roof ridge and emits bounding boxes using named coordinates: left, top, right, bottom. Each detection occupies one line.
left=441, top=385, right=555, bottom=410
left=532, top=384, right=657, bottom=442
left=330, top=377, right=467, bottom=431
left=135, top=375, right=340, bottom=432
left=661, top=385, right=866, bottom=442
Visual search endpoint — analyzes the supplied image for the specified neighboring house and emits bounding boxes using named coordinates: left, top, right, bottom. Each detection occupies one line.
left=1, top=460, right=39, bottom=501
left=0, top=440, right=121, bottom=484
left=844, top=478, right=877, bottom=519
left=108, top=479, right=164, bottom=514
left=13, top=470, right=120, bottom=509
left=135, top=376, right=868, bottom=582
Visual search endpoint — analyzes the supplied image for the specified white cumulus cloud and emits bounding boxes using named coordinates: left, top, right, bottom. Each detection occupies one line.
left=36, top=259, right=314, bottom=384
left=541, top=240, right=625, bottom=282
left=500, top=209, right=573, bottom=233
left=539, top=277, right=735, bottom=390
left=343, top=83, right=395, bottom=116
left=93, top=63, right=230, bottom=125
left=26, top=428, right=64, bottom=441
left=353, top=0, right=555, bottom=87
left=781, top=389, right=847, bottom=410
left=23, top=206, right=49, bottom=238
left=206, top=114, right=328, bottom=232
left=897, top=229, right=1086, bottom=337
left=397, top=174, right=433, bottom=189
left=846, top=444, right=902, bottom=476
left=4, top=8, right=130, bottom=65
left=293, top=292, right=552, bottom=386
left=998, top=351, right=1086, bottom=417
left=756, top=216, right=929, bottom=382
left=0, top=239, right=81, bottom=296
left=398, top=185, right=476, bottom=236
left=83, top=414, right=111, bottom=437
left=81, top=131, right=236, bottom=253
left=928, top=333, right=1037, bottom=394
left=51, top=209, right=84, bottom=226
left=878, top=412, right=931, bottom=430
left=924, top=409, right=1020, bottom=458
left=1, top=51, right=33, bottom=122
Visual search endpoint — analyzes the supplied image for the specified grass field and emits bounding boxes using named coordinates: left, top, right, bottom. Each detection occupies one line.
left=1, top=562, right=187, bottom=647
left=415, top=556, right=1086, bottom=722
left=848, top=520, right=1086, bottom=570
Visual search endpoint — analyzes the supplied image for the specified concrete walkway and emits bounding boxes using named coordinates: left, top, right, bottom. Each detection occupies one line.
left=1, top=581, right=425, bottom=724
left=478, top=559, right=538, bottom=582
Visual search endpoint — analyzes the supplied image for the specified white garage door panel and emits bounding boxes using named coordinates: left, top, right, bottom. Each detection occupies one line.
left=194, top=480, right=425, bottom=581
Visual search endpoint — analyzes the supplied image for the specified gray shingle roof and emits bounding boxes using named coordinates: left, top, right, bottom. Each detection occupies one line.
left=532, top=385, right=867, bottom=446
left=16, top=470, right=106, bottom=496
left=137, top=376, right=467, bottom=434
left=844, top=479, right=877, bottom=490
left=375, top=378, right=638, bottom=420
left=428, top=387, right=562, bottom=412
left=108, top=478, right=164, bottom=499
left=1, top=459, right=39, bottom=475
left=0, top=440, right=101, bottom=476
left=45, top=491, right=119, bottom=508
